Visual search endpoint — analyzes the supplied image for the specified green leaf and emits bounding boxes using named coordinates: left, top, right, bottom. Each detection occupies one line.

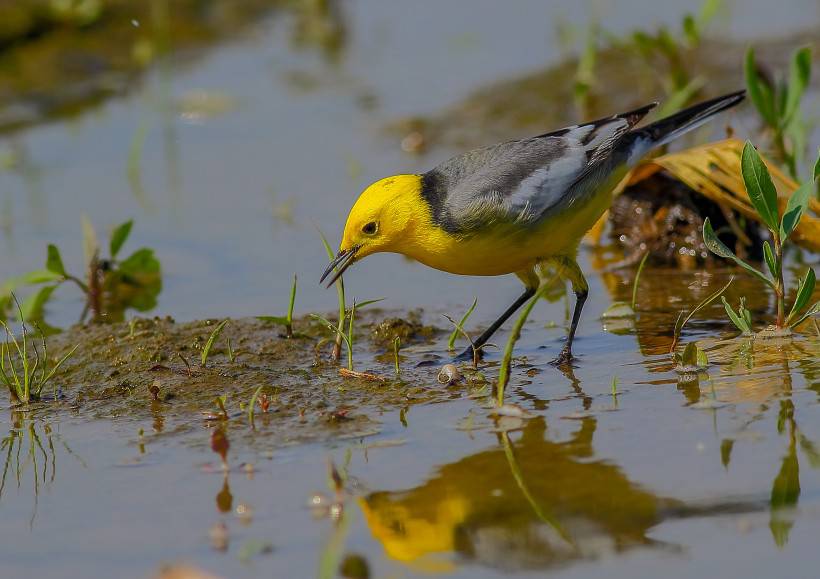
left=46, top=244, right=67, bottom=276
left=19, top=285, right=57, bottom=322
left=353, top=297, right=385, bottom=310
left=201, top=319, right=229, bottom=367
left=744, top=48, right=777, bottom=126
left=741, top=141, right=780, bottom=231
left=763, top=241, right=777, bottom=278
left=2, top=269, right=64, bottom=292
left=789, top=301, right=819, bottom=329
left=118, top=248, right=160, bottom=275
left=448, top=297, right=478, bottom=350
left=782, top=46, right=811, bottom=127
left=814, top=151, right=820, bottom=182
left=722, top=296, right=752, bottom=334
left=780, top=181, right=814, bottom=240
left=787, top=268, right=815, bottom=324
left=109, top=220, right=133, bottom=258
left=702, top=218, right=772, bottom=286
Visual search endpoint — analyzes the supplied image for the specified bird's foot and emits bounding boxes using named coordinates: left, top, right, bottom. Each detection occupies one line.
left=550, top=348, right=576, bottom=368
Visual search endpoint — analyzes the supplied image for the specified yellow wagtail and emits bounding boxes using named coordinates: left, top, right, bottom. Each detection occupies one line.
left=321, top=91, right=745, bottom=364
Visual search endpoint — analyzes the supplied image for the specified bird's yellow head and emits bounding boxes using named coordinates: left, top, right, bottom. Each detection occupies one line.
left=320, top=174, right=424, bottom=286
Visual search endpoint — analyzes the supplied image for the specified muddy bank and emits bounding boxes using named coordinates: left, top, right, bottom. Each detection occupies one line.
left=43, top=313, right=465, bottom=446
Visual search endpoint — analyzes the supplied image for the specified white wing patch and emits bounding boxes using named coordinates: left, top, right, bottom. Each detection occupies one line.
left=504, top=148, right=586, bottom=222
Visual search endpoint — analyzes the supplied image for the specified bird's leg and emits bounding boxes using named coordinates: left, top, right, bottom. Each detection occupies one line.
left=550, top=256, right=589, bottom=366
left=455, top=271, right=538, bottom=362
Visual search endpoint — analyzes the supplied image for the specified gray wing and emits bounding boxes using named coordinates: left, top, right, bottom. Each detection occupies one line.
left=421, top=103, right=656, bottom=234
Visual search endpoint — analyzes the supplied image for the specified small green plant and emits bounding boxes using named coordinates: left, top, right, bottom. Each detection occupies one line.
left=611, top=376, right=619, bottom=396
left=257, top=274, right=297, bottom=338
left=442, top=313, right=492, bottom=369
left=721, top=296, right=754, bottom=335
left=702, top=142, right=819, bottom=331
left=671, top=278, right=733, bottom=351
left=0, top=298, right=78, bottom=404
left=201, top=319, right=229, bottom=368
left=318, top=230, right=346, bottom=362
left=248, top=385, right=264, bottom=428
left=311, top=298, right=383, bottom=371
left=392, top=337, right=401, bottom=376
left=447, top=297, right=477, bottom=350
left=1, top=218, right=161, bottom=324
left=745, top=46, right=812, bottom=180
left=213, top=394, right=229, bottom=421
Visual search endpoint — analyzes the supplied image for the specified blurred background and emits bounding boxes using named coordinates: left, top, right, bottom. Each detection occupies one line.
left=0, top=0, right=818, bottom=327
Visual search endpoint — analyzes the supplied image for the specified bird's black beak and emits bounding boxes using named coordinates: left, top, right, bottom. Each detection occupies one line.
left=319, top=246, right=359, bottom=288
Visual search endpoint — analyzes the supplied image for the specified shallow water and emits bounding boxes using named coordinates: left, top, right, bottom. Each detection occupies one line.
left=2, top=2, right=820, bottom=578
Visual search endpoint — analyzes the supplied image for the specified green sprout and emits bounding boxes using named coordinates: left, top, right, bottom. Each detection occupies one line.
left=611, top=376, right=619, bottom=396
left=1, top=218, right=161, bottom=325
left=442, top=313, right=491, bottom=369
left=248, top=385, right=264, bottom=428
left=257, top=273, right=297, bottom=338
left=393, top=337, right=401, bottom=376
left=312, top=298, right=384, bottom=371
left=702, top=142, right=819, bottom=331
left=721, top=296, right=754, bottom=335
left=447, top=297, right=477, bottom=350
left=671, top=277, right=733, bottom=351
left=318, top=230, right=346, bottom=362
left=201, top=319, right=229, bottom=368
left=745, top=45, right=812, bottom=180
left=0, top=297, right=78, bottom=404
left=213, top=394, right=229, bottom=421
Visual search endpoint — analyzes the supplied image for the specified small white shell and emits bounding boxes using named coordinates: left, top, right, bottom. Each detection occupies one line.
left=437, top=364, right=461, bottom=385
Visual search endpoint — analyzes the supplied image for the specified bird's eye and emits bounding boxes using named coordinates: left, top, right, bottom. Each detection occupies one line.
left=362, top=221, right=378, bottom=235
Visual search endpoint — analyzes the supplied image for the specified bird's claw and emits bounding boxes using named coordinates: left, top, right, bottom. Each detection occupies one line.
left=550, top=349, right=576, bottom=367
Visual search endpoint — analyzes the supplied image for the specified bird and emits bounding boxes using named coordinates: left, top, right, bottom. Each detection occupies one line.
left=321, top=90, right=745, bottom=365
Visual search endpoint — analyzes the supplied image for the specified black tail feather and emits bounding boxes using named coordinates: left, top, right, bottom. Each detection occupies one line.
left=630, top=89, right=746, bottom=149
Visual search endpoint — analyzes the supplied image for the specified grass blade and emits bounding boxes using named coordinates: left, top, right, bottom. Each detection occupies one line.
left=671, top=276, right=733, bottom=351
left=448, top=298, right=477, bottom=350
left=631, top=251, right=650, bottom=311
left=201, top=319, right=229, bottom=368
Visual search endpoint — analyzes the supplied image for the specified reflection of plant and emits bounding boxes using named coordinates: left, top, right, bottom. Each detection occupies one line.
left=745, top=46, right=812, bottom=180
left=769, top=399, right=801, bottom=548
left=1, top=298, right=77, bottom=404
left=703, top=143, right=818, bottom=332
left=1, top=415, right=85, bottom=524
left=1, top=219, right=161, bottom=325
